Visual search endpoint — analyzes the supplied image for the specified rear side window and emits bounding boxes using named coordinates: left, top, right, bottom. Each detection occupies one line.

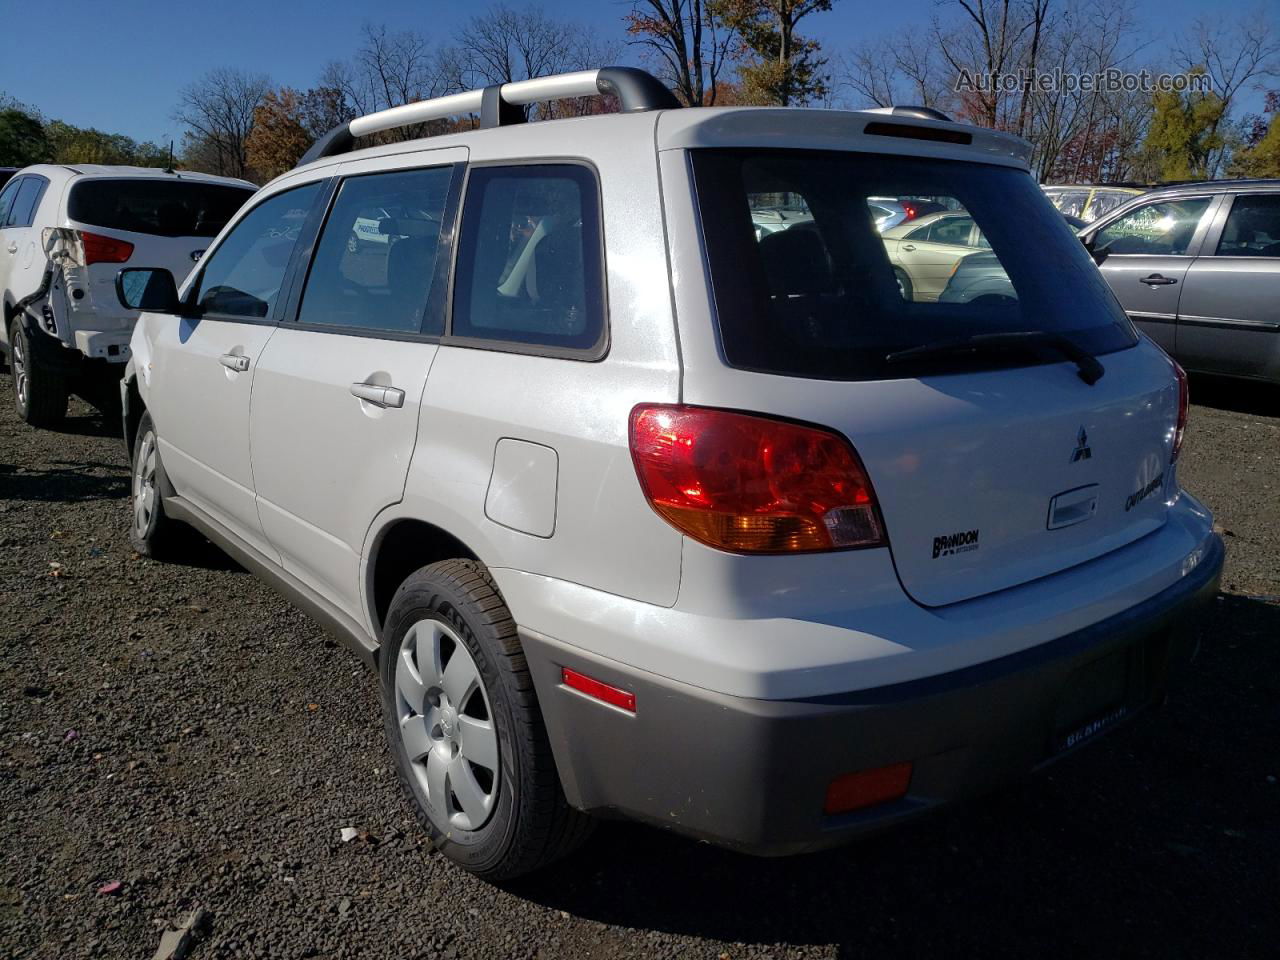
left=692, top=150, right=1135, bottom=381
left=68, top=179, right=254, bottom=238
left=1093, top=198, right=1212, bottom=256
left=196, top=183, right=322, bottom=320
left=296, top=166, right=454, bottom=335
left=1216, top=194, right=1280, bottom=257
left=6, top=177, right=46, bottom=227
left=452, top=164, right=605, bottom=355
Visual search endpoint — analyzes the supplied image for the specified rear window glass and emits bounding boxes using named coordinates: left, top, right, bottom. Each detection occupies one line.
left=693, top=150, right=1135, bottom=381
left=68, top=179, right=254, bottom=238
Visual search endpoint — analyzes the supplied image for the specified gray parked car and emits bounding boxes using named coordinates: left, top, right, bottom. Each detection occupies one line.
left=1080, top=180, right=1280, bottom=385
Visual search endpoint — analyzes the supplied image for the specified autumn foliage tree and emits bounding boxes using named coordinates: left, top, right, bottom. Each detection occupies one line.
left=1229, top=90, right=1280, bottom=178
left=714, top=0, right=836, bottom=106
left=625, top=0, right=738, bottom=106
left=245, top=89, right=311, bottom=181
left=1139, top=71, right=1227, bottom=181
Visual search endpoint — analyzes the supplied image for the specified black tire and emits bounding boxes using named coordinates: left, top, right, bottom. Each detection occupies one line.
left=893, top=268, right=914, bottom=302
left=381, top=559, right=593, bottom=879
left=128, top=411, right=189, bottom=560
left=10, top=319, right=68, bottom=428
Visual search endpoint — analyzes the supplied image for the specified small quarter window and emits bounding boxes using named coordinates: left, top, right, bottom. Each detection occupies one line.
left=297, top=166, right=454, bottom=335
left=452, top=164, right=605, bottom=354
left=196, top=182, right=322, bottom=320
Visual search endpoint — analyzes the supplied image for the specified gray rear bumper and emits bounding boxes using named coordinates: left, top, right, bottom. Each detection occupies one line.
left=521, top=534, right=1224, bottom=856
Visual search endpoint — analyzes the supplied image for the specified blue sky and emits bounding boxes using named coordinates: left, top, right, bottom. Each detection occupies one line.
left=0, top=0, right=1267, bottom=145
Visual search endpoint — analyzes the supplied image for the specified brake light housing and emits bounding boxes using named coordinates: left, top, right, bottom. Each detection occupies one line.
left=80, top=231, right=134, bottom=266
left=629, top=404, right=885, bottom=554
left=1171, top=361, right=1188, bottom=462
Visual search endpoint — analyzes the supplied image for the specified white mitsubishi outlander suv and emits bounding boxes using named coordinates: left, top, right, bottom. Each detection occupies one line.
left=116, top=68, right=1223, bottom=879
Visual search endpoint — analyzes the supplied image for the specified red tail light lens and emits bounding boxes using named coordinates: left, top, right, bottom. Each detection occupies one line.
left=901, top=201, right=919, bottom=221
left=629, top=405, right=885, bottom=554
left=1171, top=361, right=1188, bottom=462
left=80, top=231, right=134, bottom=266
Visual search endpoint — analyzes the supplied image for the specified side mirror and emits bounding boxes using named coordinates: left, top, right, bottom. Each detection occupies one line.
left=1080, top=234, right=1108, bottom=265
left=116, top=268, right=180, bottom=313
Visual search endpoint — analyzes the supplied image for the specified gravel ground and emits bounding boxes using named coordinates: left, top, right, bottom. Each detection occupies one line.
left=1, top=371, right=1277, bottom=960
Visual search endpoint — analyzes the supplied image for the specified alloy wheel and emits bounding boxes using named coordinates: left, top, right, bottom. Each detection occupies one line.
left=12, top=332, right=27, bottom=408
left=133, top=431, right=158, bottom=538
left=396, top=618, right=500, bottom=831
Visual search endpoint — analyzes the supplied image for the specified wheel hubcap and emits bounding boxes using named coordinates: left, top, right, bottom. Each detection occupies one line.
left=133, top=432, right=158, bottom=537
left=12, top=335, right=27, bottom=407
left=396, top=619, right=499, bottom=831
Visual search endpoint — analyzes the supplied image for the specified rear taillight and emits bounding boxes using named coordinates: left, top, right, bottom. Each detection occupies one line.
left=80, top=231, right=134, bottom=266
left=1171, top=361, right=1188, bottom=462
left=901, top=201, right=918, bottom=221
left=629, top=405, right=885, bottom=554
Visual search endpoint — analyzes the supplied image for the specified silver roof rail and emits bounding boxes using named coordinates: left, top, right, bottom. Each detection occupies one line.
left=297, top=66, right=680, bottom=168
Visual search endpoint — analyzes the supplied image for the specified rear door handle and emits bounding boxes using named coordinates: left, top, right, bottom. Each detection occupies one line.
left=5, top=242, right=16, bottom=254
left=1139, top=274, right=1177, bottom=286
left=902, top=243, right=916, bottom=252
left=219, top=354, right=250, bottom=372
left=350, top=382, right=405, bottom=408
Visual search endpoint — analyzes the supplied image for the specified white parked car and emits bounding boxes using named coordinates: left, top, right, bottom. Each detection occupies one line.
left=0, top=165, right=255, bottom=426
left=116, top=69, right=1223, bottom=880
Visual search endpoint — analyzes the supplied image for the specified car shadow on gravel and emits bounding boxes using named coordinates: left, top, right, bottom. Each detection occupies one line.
left=51, top=414, right=122, bottom=439
left=1189, top=373, right=1280, bottom=416
left=0, top=461, right=128, bottom=502
left=509, top=596, right=1280, bottom=956
left=166, top=535, right=247, bottom=573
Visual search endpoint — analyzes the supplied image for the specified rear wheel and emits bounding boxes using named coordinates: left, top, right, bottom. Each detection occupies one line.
left=10, top=319, right=68, bottom=428
left=893, top=268, right=914, bottom=302
left=381, top=559, right=592, bottom=879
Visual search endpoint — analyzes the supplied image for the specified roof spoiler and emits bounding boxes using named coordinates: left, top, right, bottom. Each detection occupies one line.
left=296, top=66, right=680, bottom=168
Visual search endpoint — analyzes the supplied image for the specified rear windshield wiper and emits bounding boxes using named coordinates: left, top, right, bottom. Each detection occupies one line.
left=886, top=331, right=1105, bottom=384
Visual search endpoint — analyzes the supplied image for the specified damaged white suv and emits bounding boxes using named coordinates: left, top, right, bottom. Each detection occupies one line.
left=117, top=68, right=1222, bottom=879
left=0, top=165, right=254, bottom=427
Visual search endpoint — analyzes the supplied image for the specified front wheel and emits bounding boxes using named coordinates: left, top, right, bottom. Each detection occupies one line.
left=129, top=411, right=190, bottom=560
left=10, top=319, right=68, bottom=428
left=381, top=559, right=592, bottom=879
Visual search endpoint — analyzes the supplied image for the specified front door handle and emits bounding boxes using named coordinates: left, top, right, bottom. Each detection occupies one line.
left=5, top=242, right=16, bottom=254
left=1140, top=274, right=1178, bottom=286
left=350, top=382, right=405, bottom=409
left=219, top=353, right=250, bottom=372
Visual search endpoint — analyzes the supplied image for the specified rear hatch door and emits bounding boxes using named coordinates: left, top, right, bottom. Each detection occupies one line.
left=685, top=145, right=1179, bottom=606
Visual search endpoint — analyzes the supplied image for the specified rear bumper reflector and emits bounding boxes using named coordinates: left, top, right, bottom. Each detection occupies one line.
left=561, top=667, right=637, bottom=713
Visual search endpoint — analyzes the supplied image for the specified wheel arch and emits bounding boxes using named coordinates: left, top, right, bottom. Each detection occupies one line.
left=1, top=293, right=14, bottom=353
left=122, top=368, right=145, bottom=464
left=365, top=517, right=482, bottom=640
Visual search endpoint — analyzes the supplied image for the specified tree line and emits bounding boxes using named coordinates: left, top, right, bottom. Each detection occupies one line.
left=2, top=1, right=1277, bottom=185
